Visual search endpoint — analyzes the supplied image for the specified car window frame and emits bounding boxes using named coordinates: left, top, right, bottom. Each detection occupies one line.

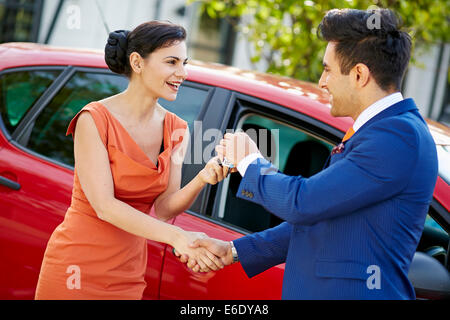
left=177, top=86, right=232, bottom=215
left=0, top=65, right=67, bottom=143
left=5, top=65, right=447, bottom=237
left=430, top=198, right=450, bottom=233
left=158, top=80, right=217, bottom=188
left=215, top=111, right=335, bottom=233
left=181, top=90, right=345, bottom=235
left=198, top=91, right=450, bottom=236
left=7, top=66, right=217, bottom=173
left=13, top=66, right=113, bottom=146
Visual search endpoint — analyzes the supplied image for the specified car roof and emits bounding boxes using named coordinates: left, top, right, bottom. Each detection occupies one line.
left=0, top=42, right=351, bottom=133
left=426, top=119, right=450, bottom=146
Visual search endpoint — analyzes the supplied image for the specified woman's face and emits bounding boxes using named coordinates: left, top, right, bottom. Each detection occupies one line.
left=133, top=40, right=188, bottom=101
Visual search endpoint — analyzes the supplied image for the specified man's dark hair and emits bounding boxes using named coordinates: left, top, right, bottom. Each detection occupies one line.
left=318, top=8, right=412, bottom=91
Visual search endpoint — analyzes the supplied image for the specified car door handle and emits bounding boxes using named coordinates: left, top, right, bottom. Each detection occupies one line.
left=0, top=176, right=21, bottom=190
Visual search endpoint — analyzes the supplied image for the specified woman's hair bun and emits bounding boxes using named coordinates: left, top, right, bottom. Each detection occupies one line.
left=104, top=21, right=186, bottom=78
left=104, top=30, right=130, bottom=75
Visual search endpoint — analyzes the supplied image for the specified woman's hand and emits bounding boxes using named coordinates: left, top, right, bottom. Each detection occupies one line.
left=172, top=230, right=224, bottom=272
left=198, top=156, right=230, bottom=185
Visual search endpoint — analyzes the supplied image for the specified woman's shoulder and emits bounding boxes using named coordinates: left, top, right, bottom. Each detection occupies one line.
left=73, top=101, right=109, bottom=119
left=66, top=101, right=109, bottom=145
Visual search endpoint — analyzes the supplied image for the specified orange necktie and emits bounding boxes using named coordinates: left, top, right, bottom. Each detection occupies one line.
left=342, top=127, right=355, bottom=142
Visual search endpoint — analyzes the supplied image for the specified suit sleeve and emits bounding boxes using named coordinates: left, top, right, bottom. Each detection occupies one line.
left=237, top=118, right=419, bottom=226
left=233, top=222, right=291, bottom=278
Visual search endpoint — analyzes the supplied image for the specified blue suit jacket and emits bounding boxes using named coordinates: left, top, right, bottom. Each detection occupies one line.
left=233, top=99, right=438, bottom=299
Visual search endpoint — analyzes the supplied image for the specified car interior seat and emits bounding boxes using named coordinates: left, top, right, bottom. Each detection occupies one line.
left=283, top=140, right=330, bottom=177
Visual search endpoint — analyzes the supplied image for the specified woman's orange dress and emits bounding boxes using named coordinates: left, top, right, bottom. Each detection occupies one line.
left=35, top=102, right=187, bottom=300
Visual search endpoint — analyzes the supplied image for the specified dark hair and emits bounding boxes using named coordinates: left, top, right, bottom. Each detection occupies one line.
left=105, top=21, right=186, bottom=77
left=317, top=8, right=411, bottom=91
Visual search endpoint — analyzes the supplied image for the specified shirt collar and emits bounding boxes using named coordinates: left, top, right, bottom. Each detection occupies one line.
left=353, top=92, right=404, bottom=132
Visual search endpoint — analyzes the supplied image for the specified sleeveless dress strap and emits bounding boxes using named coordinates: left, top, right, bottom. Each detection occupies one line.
left=167, top=112, right=188, bottom=150
left=66, top=103, right=108, bottom=147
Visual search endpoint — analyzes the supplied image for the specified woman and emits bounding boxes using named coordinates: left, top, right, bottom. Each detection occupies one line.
left=35, top=21, right=227, bottom=300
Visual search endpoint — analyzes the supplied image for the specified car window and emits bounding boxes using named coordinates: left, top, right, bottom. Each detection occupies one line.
left=157, top=83, right=210, bottom=195
left=158, top=84, right=209, bottom=132
left=425, top=214, right=446, bottom=233
left=25, top=72, right=208, bottom=168
left=0, top=70, right=60, bottom=134
left=26, top=71, right=128, bottom=166
left=217, top=113, right=333, bottom=233
left=419, top=214, right=449, bottom=266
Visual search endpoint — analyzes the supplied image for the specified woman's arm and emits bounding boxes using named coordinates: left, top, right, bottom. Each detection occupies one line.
left=154, top=127, right=229, bottom=221
left=74, top=112, right=223, bottom=271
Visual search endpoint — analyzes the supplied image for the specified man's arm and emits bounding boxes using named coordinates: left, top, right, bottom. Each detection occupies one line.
left=236, top=119, right=419, bottom=226
left=183, top=222, right=292, bottom=276
left=233, top=222, right=292, bottom=278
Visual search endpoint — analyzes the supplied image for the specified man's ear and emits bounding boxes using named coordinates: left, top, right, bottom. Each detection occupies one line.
left=129, top=52, right=143, bottom=74
left=351, top=63, right=370, bottom=88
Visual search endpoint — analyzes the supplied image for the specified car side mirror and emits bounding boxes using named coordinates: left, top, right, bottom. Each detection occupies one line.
left=408, top=252, right=450, bottom=299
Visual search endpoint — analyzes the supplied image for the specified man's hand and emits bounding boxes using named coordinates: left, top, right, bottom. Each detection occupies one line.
left=172, top=231, right=224, bottom=272
left=174, top=238, right=234, bottom=273
left=215, top=132, right=260, bottom=168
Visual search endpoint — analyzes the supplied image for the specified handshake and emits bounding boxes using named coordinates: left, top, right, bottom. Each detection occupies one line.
left=172, top=132, right=260, bottom=272
left=172, top=232, right=236, bottom=273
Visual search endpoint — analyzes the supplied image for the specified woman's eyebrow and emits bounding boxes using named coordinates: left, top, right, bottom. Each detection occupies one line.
left=165, top=56, right=189, bottom=62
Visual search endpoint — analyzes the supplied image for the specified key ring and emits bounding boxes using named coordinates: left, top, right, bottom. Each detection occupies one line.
left=221, top=157, right=235, bottom=169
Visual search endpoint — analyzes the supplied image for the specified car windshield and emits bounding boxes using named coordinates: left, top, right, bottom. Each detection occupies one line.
left=437, top=144, right=450, bottom=185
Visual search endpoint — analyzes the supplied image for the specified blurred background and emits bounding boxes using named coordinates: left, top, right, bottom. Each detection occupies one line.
left=1, top=0, right=448, bottom=125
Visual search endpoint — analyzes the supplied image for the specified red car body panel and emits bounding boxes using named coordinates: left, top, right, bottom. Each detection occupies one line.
left=0, top=43, right=448, bottom=300
left=160, top=212, right=283, bottom=300
left=435, top=177, right=450, bottom=212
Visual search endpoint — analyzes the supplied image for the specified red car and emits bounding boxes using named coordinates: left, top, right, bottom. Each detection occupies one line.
left=0, top=42, right=449, bottom=300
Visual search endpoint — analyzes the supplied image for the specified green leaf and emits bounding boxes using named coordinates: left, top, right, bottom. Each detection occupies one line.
left=189, top=0, right=450, bottom=82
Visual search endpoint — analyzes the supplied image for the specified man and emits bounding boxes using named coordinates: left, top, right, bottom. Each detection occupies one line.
left=179, top=8, right=438, bottom=299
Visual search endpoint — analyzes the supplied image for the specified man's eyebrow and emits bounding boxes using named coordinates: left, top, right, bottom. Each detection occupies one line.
left=165, top=56, right=189, bottom=62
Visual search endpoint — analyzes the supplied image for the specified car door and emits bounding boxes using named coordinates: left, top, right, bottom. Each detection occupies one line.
left=158, top=91, right=338, bottom=299
left=160, top=89, right=450, bottom=300
left=0, top=67, right=66, bottom=299
left=0, top=64, right=219, bottom=299
left=0, top=67, right=140, bottom=299
left=149, top=80, right=217, bottom=299
left=158, top=87, right=280, bottom=300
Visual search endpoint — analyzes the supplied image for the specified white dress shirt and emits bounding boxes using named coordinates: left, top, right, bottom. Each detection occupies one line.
left=237, top=92, right=404, bottom=176
left=353, top=92, right=403, bottom=132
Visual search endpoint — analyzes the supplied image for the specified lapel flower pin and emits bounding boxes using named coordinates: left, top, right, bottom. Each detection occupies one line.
left=331, top=142, right=345, bottom=155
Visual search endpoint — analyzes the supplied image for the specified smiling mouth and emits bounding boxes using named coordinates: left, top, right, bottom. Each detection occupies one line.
left=166, top=81, right=181, bottom=91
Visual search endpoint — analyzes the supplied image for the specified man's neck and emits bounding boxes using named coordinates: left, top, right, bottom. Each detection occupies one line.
left=352, top=89, right=397, bottom=121
left=352, top=92, right=404, bottom=132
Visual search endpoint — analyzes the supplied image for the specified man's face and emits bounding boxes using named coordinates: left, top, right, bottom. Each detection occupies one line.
left=318, top=42, right=355, bottom=118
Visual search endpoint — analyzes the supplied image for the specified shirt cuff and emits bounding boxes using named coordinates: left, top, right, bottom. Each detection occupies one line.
left=237, top=153, right=264, bottom=176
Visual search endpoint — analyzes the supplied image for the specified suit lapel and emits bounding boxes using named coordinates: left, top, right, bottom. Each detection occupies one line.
left=348, top=98, right=419, bottom=142
left=323, top=99, right=419, bottom=169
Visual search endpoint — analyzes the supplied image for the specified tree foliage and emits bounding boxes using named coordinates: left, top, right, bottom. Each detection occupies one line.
left=187, top=0, right=450, bottom=82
